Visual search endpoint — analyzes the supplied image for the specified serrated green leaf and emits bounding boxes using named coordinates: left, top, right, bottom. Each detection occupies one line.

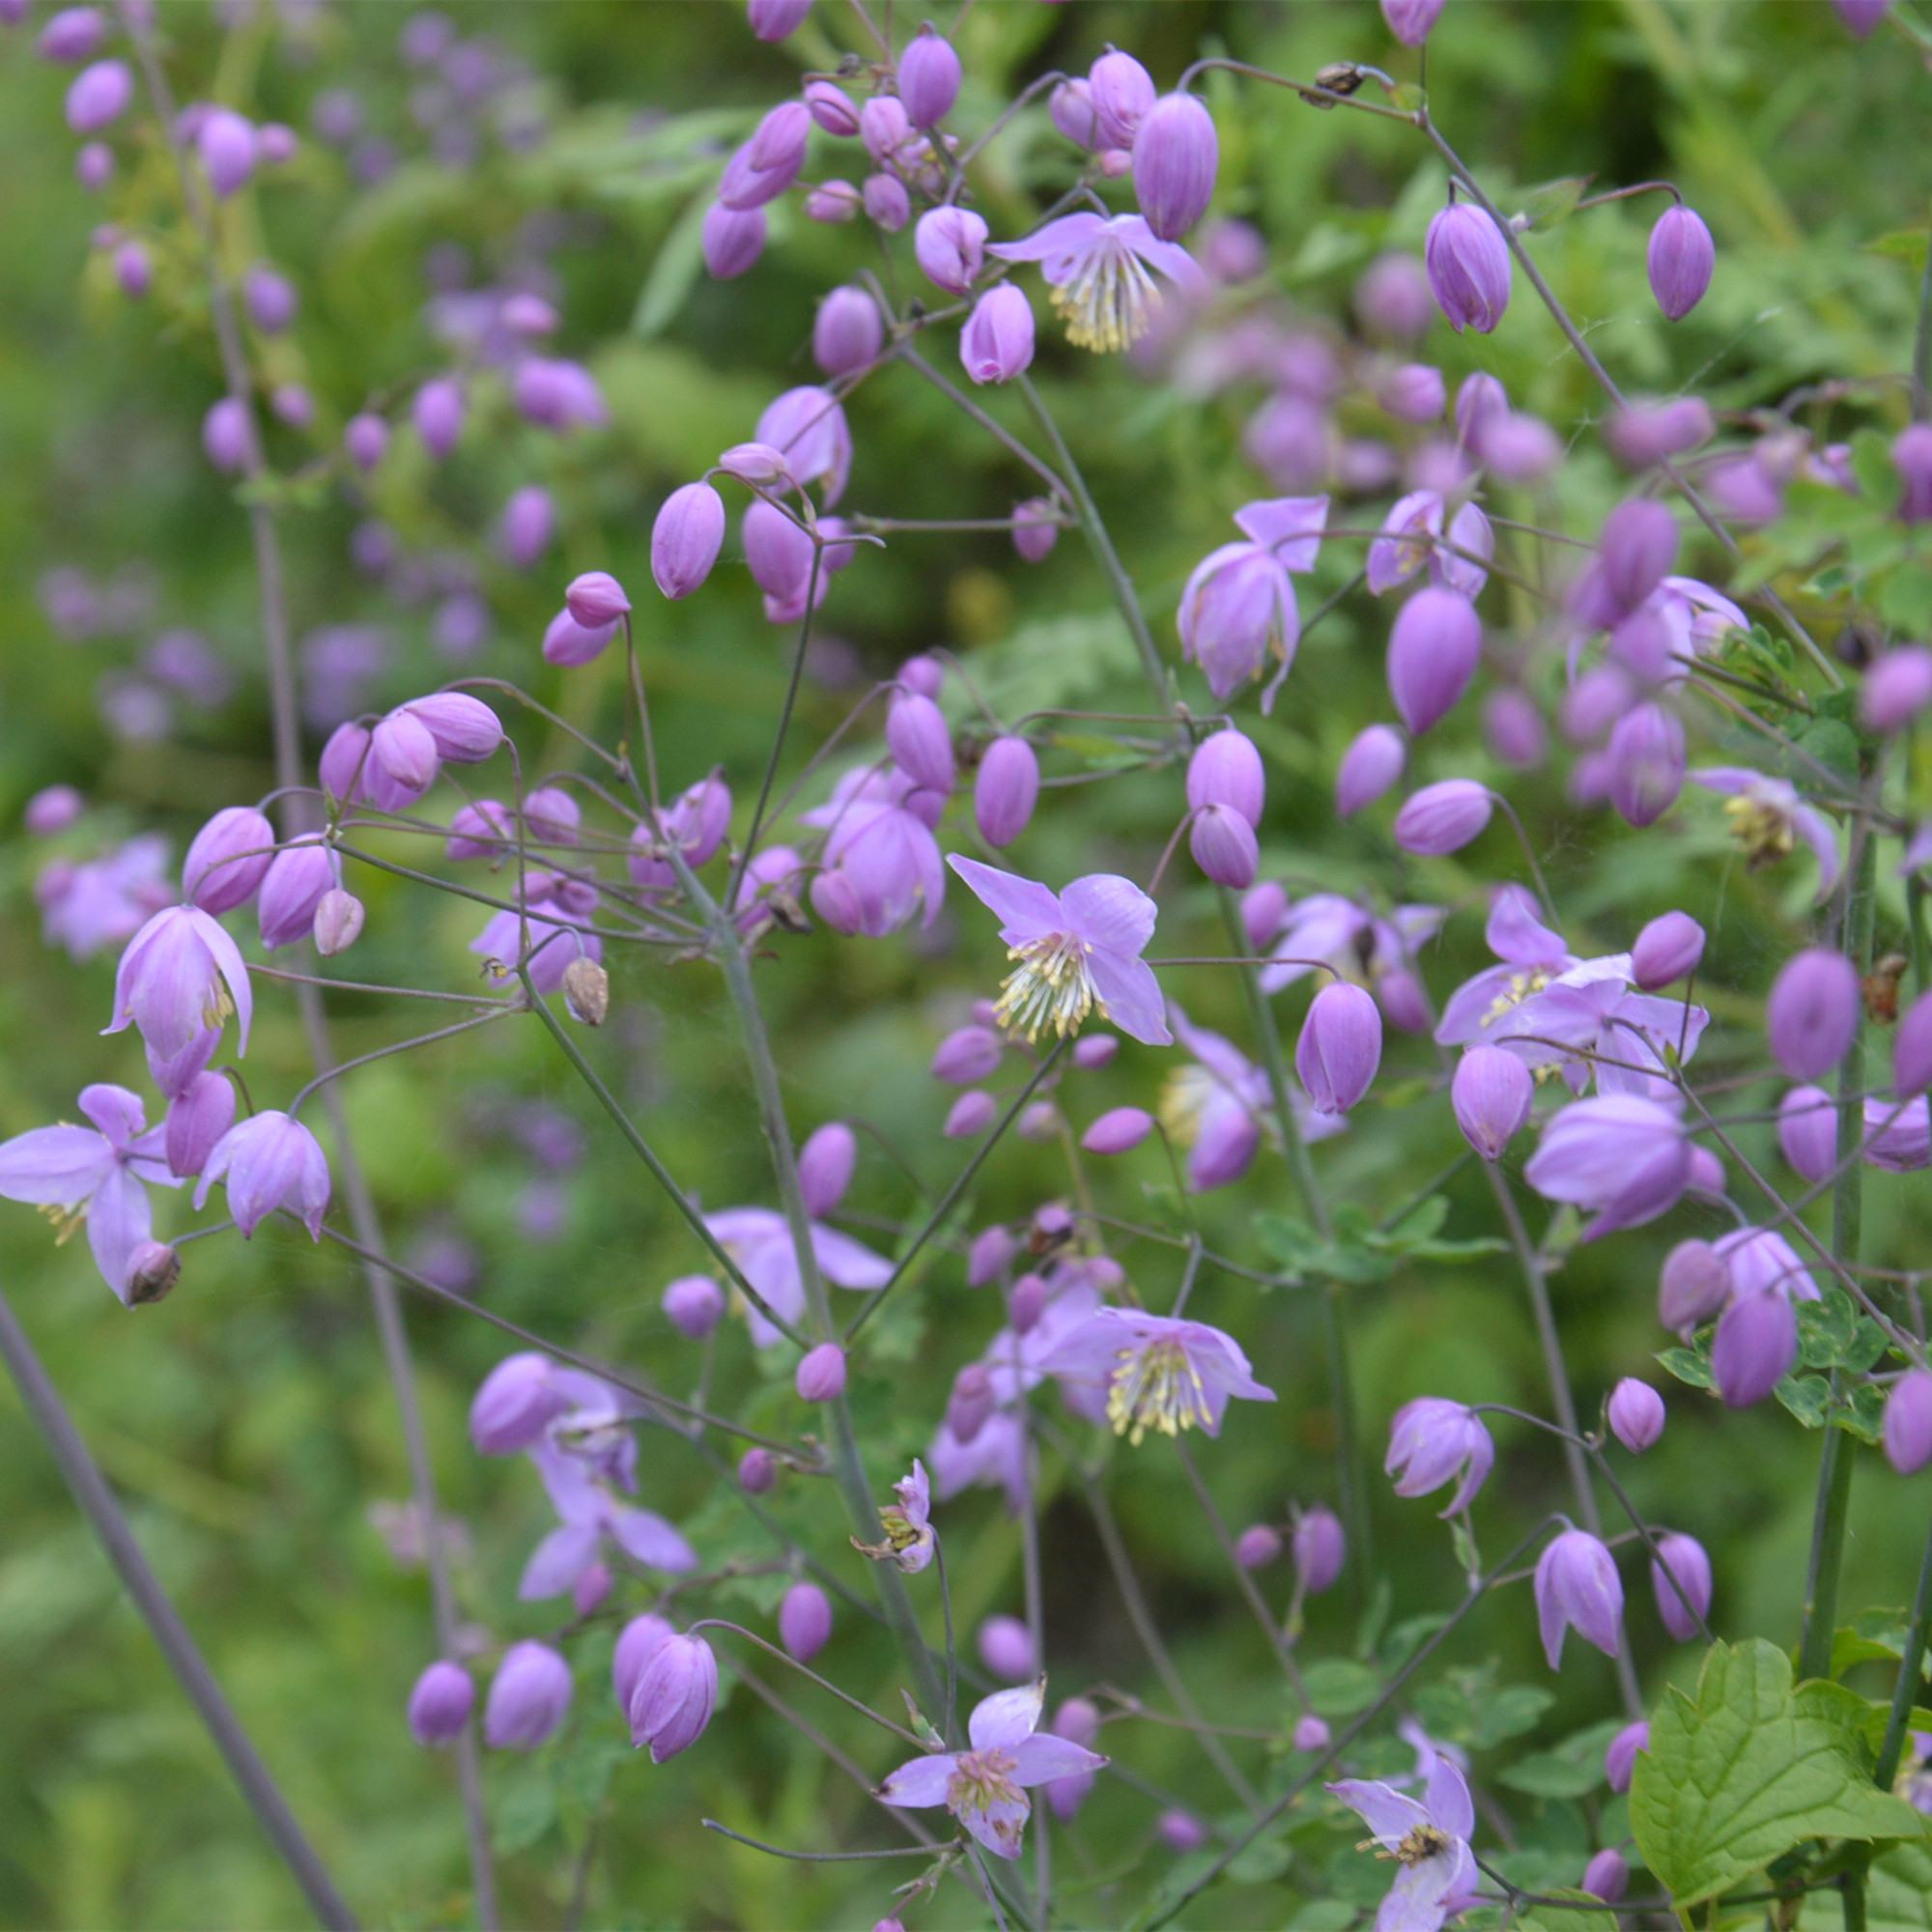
left=1630, top=1638, right=1929, bottom=1908
left=1776, top=1374, right=1833, bottom=1429
left=1840, top=1380, right=1888, bottom=1445
left=1658, top=1345, right=1715, bottom=1391
left=1474, top=1685, right=1557, bottom=1748
left=1797, top=720, right=1863, bottom=787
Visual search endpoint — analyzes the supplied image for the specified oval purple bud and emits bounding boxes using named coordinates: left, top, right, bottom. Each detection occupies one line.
left=961, top=286, right=1035, bottom=385
left=1605, top=1719, right=1649, bottom=1794
left=863, top=173, right=910, bottom=233
left=1607, top=1378, right=1665, bottom=1454
left=484, top=1640, right=572, bottom=1750
left=777, top=1580, right=833, bottom=1662
left=413, top=378, right=464, bottom=460
left=1082, top=1106, right=1154, bottom=1154
left=1090, top=50, right=1154, bottom=150
left=1387, top=586, right=1481, bottom=736
left=1382, top=0, right=1446, bottom=44
left=701, top=200, right=766, bottom=278
left=947, top=1364, right=995, bottom=1444
left=1186, top=729, right=1264, bottom=827
left=1894, top=424, right=1932, bottom=524
left=1605, top=701, right=1686, bottom=828
left=886, top=692, right=955, bottom=795
left=67, top=56, right=130, bottom=131
left=977, top=1615, right=1035, bottom=1683
left=1631, top=910, right=1705, bottom=990
left=1189, top=803, right=1260, bottom=888
left=748, top=0, right=811, bottom=40
left=1897, top=988, right=1932, bottom=1099
left=344, top=412, right=387, bottom=471
left=1767, top=948, right=1861, bottom=1081
left=1335, top=724, right=1406, bottom=816
left=1452, top=1044, right=1534, bottom=1159
left=1236, top=1524, right=1282, bottom=1570
left=1650, top=1531, right=1712, bottom=1641
left=1425, top=204, right=1512, bottom=334
left=564, top=571, right=630, bottom=629
left=1862, top=647, right=1932, bottom=734
left=1378, top=362, right=1446, bottom=424
left=1647, top=207, right=1715, bottom=322
left=1583, top=1851, right=1630, bottom=1905
left=629, top=1634, right=718, bottom=1761
left=611, top=1614, right=675, bottom=1715
left=1886, top=1370, right=1932, bottom=1474
left=1394, top=779, right=1492, bottom=855
left=1133, top=93, right=1218, bottom=242
left=663, top=1274, right=725, bottom=1339
left=813, top=286, right=882, bottom=377
left=257, top=841, right=338, bottom=949
left=1658, top=1238, right=1730, bottom=1332
left=1711, top=1290, right=1798, bottom=1407
left=914, top=205, right=985, bottom=295
left=805, top=78, right=860, bottom=136
left=798, top=1122, right=857, bottom=1218
left=409, top=1661, right=474, bottom=1747
left=795, top=1342, right=846, bottom=1403
left=739, top=1447, right=777, bottom=1493
left=1776, top=1085, right=1837, bottom=1184
left=898, top=26, right=961, bottom=128
left=203, top=397, right=251, bottom=474
left=1296, top=981, right=1382, bottom=1116
left=198, top=108, right=257, bottom=197
left=1293, top=1506, right=1346, bottom=1594
left=183, top=807, right=275, bottom=912
left=651, top=482, right=727, bottom=601
left=932, top=1025, right=1003, bottom=1084
left=975, top=736, right=1039, bottom=848
left=944, top=1091, right=997, bottom=1138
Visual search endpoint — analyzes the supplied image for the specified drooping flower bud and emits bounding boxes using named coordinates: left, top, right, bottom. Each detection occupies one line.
left=1607, top=1378, right=1665, bottom=1454
left=1647, top=206, right=1715, bottom=321
left=1897, top=989, right=1932, bottom=1098
left=1133, top=93, right=1218, bottom=242
left=862, top=172, right=910, bottom=232
left=1631, top=910, right=1704, bottom=990
left=1011, top=498, right=1058, bottom=562
left=1089, top=49, right=1154, bottom=148
left=798, top=1122, right=857, bottom=1219
left=1886, top=1370, right=1932, bottom=1474
left=408, top=1661, right=474, bottom=1747
left=1082, top=1107, right=1154, bottom=1154
left=1601, top=499, right=1682, bottom=618
left=650, top=482, right=727, bottom=603
left=1381, top=0, right=1447, bottom=44
left=1293, top=1506, right=1346, bottom=1593
left=1776, top=1085, right=1836, bottom=1185
left=612, top=1615, right=675, bottom=1715
left=1893, top=424, right=1932, bottom=524
left=961, top=285, right=1035, bottom=385
left=886, top=692, right=955, bottom=795
left=931, top=1025, right=1003, bottom=1084
left=1378, top=362, right=1446, bottom=424
left=412, top=377, right=464, bottom=460
left=1452, top=1044, right=1534, bottom=1159
left=257, top=840, right=338, bottom=949
left=747, top=0, right=811, bottom=40
left=343, top=412, right=387, bottom=471
left=898, top=25, right=961, bottom=127
left=1189, top=805, right=1259, bottom=889
left=203, top=397, right=251, bottom=474
left=1387, top=586, right=1481, bottom=736
left=1296, top=982, right=1382, bottom=1116
left=778, top=1581, right=833, bottom=1662
left=1606, top=396, right=1716, bottom=468
left=805, top=78, right=860, bottom=136
left=484, top=1640, right=573, bottom=1750
left=1583, top=1851, right=1630, bottom=1905
left=944, top=1364, right=995, bottom=1446
left=1235, top=1523, right=1282, bottom=1569
left=944, top=1091, right=996, bottom=1138
left=1425, top=203, right=1512, bottom=334
left=165, top=1070, right=236, bottom=1180
left=1712, top=1290, right=1798, bottom=1407
left=1861, top=647, right=1932, bottom=734
left=39, top=7, right=106, bottom=61
left=198, top=108, right=257, bottom=197
left=1354, top=251, right=1435, bottom=341
left=1394, top=779, right=1492, bottom=854
left=663, top=1274, right=726, bottom=1340
left=1335, top=724, right=1406, bottom=817
left=67, top=55, right=130, bottom=131
left=564, top=571, right=630, bottom=630
left=1657, top=1238, right=1730, bottom=1333
left=1767, top=948, right=1861, bottom=1080
left=973, top=735, right=1040, bottom=848
left=1009, top=1271, right=1049, bottom=1334
left=796, top=1342, right=847, bottom=1403
left=719, top=101, right=810, bottom=210
left=967, top=1226, right=1015, bottom=1287
left=114, top=240, right=152, bottom=298
left=1186, top=729, right=1264, bottom=828
left=1605, top=701, right=1686, bottom=828
left=1534, top=1528, right=1624, bottom=1668
left=629, top=1633, right=719, bottom=1760
left=739, top=1447, right=777, bottom=1493
left=701, top=200, right=766, bottom=278
left=1605, top=1719, right=1649, bottom=1794
left=978, top=1614, right=1036, bottom=1683
left=812, top=286, right=881, bottom=377
left=1293, top=1713, right=1331, bottom=1751
left=914, top=205, right=985, bottom=294
left=498, top=485, right=554, bottom=570
left=469, top=1352, right=567, bottom=1455
left=1647, top=1531, right=1713, bottom=1645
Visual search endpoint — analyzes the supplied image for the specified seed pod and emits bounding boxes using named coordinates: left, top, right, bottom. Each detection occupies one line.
left=562, top=957, right=610, bottom=1026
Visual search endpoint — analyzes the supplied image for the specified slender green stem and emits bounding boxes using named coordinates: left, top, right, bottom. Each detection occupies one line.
left=1875, top=1507, right=1932, bottom=1788
left=1320, top=1285, right=1373, bottom=1598
left=1915, top=195, right=1932, bottom=422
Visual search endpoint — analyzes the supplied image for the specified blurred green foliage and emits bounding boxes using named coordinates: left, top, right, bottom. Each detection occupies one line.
left=0, top=1, right=1929, bottom=1926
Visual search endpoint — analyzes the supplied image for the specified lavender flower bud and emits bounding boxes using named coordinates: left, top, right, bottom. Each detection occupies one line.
left=198, top=108, right=257, bottom=197
left=1018, top=1100, right=1062, bottom=1143
left=1776, top=1085, right=1836, bottom=1184
left=257, top=123, right=298, bottom=165
left=183, top=807, right=275, bottom=912
left=860, top=95, right=909, bottom=161
left=1894, top=424, right=1932, bottom=523
left=1378, top=969, right=1432, bottom=1037
left=1712, top=1290, right=1798, bottom=1407
left=812, top=286, right=881, bottom=377
left=1048, top=77, right=1099, bottom=149
left=1335, top=724, right=1406, bottom=816
left=499, top=485, right=554, bottom=570
left=973, top=735, right=1040, bottom=848
left=1607, top=1378, right=1665, bottom=1454
left=1186, top=805, right=1258, bottom=889
left=1452, top=1044, right=1534, bottom=1159
left=1293, top=1714, right=1331, bottom=1751
left=1009, top=1272, right=1049, bottom=1334
left=1293, top=1506, right=1346, bottom=1593
left=805, top=78, right=860, bottom=136
left=863, top=173, right=910, bottom=232
left=977, top=1615, right=1035, bottom=1683
left=796, top=1342, right=847, bottom=1403
left=629, top=1634, right=718, bottom=1760
left=67, top=55, right=129, bottom=131
left=1605, top=701, right=1686, bottom=828
left=307, top=889, right=362, bottom=957
left=944, top=1091, right=996, bottom=1138
left=39, top=7, right=104, bottom=60
left=744, top=499, right=816, bottom=614
left=1354, top=252, right=1435, bottom=341
left=165, top=1070, right=236, bottom=1179
left=1378, top=362, right=1445, bottom=424
left=413, top=377, right=464, bottom=460
left=663, top=1275, right=725, bottom=1339
left=1768, top=948, right=1861, bottom=1080
left=1044, top=1697, right=1101, bottom=1821
left=484, top=1640, right=573, bottom=1750
left=967, top=1225, right=1015, bottom=1286
left=1861, top=646, right=1932, bottom=733
left=1598, top=498, right=1681, bottom=615
left=612, top=1615, right=674, bottom=1714
left=114, top=241, right=151, bottom=298
left=242, top=264, right=297, bottom=335
left=886, top=692, right=955, bottom=796
left=1089, top=50, right=1154, bottom=148
left=469, top=1352, right=566, bottom=1454
left=804, top=186, right=858, bottom=235
left=344, top=412, right=387, bottom=471
left=24, top=784, right=82, bottom=835
left=1897, top=989, right=1932, bottom=1098
left=913, top=206, right=986, bottom=295
left=257, top=841, right=339, bottom=950
left=1657, top=1238, right=1729, bottom=1333
left=1607, top=395, right=1715, bottom=468
left=571, top=1563, right=612, bottom=1620
left=720, top=102, right=810, bottom=210
left=947, top=1364, right=995, bottom=1445
left=898, top=25, right=961, bottom=127
left=1886, top=1370, right=1932, bottom=1474
left=1425, top=204, right=1512, bottom=334
left=651, top=482, right=727, bottom=602
left=203, top=397, right=251, bottom=473
left=1394, top=779, right=1492, bottom=855
left=798, top=1122, right=857, bottom=1218
left=932, top=1026, right=1003, bottom=1084
left=1605, top=1720, right=1649, bottom=1793
left=1387, top=586, right=1481, bottom=736
left=1481, top=412, right=1562, bottom=484
left=1534, top=1528, right=1624, bottom=1668
left=408, top=1661, right=474, bottom=1747
left=739, top=1447, right=777, bottom=1493
left=1835, top=0, right=1893, bottom=31
left=563, top=571, right=629, bottom=631
left=1296, top=982, right=1382, bottom=1116
left=1650, top=1530, right=1712, bottom=1642
left=701, top=200, right=766, bottom=277
left=1583, top=1851, right=1630, bottom=1905
left=270, top=384, right=313, bottom=430
left=1647, top=206, right=1715, bottom=321
left=1159, top=1811, right=1208, bottom=1852
left=1186, top=729, right=1264, bottom=827
left=1011, top=498, right=1058, bottom=562
left=1242, top=881, right=1287, bottom=951
left=779, top=1582, right=833, bottom=1662
left=1630, top=910, right=1705, bottom=991
left=1235, top=1524, right=1282, bottom=1569
left=1133, top=93, right=1218, bottom=242
left=1082, top=1107, right=1154, bottom=1154
left=748, top=0, right=811, bottom=39
left=1381, top=0, right=1446, bottom=44
left=961, top=286, right=1036, bottom=385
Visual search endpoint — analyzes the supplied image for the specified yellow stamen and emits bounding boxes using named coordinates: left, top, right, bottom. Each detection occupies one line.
left=1723, top=793, right=1796, bottom=868
left=1107, top=1339, right=1211, bottom=1445
left=1480, top=968, right=1549, bottom=1029
left=1050, top=245, right=1160, bottom=354
left=995, top=932, right=1099, bottom=1042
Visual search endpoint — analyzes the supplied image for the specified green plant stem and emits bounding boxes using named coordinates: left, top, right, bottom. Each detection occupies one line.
left=1875, top=1506, right=1932, bottom=1789
left=1914, top=194, right=1932, bottom=422
left=0, top=1283, right=357, bottom=1930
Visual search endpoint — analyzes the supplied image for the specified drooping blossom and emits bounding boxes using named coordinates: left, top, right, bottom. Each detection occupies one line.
left=518, top=1433, right=697, bottom=1600
left=804, top=766, right=946, bottom=937
left=1328, top=1757, right=1480, bottom=1932
left=704, top=1204, right=892, bottom=1347
left=107, top=903, right=254, bottom=1065
left=987, top=213, right=1207, bottom=354
left=1386, top=1399, right=1492, bottom=1516
left=37, top=834, right=172, bottom=960
left=1522, top=1094, right=1690, bottom=1238
left=852, top=1460, right=937, bottom=1575
left=1177, top=496, right=1326, bottom=708
left=1690, top=767, right=1840, bottom=900
left=1535, top=1528, right=1625, bottom=1668
left=950, top=858, right=1170, bottom=1047
left=753, top=386, right=852, bottom=505
left=1256, top=891, right=1444, bottom=1032
left=878, top=1680, right=1106, bottom=1860
left=1367, top=491, right=1492, bottom=600
left=193, top=1110, right=330, bottom=1238
left=0, top=1084, right=181, bottom=1302
left=1037, top=1307, right=1274, bottom=1444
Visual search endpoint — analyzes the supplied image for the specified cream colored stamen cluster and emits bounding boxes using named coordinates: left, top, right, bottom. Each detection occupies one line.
left=996, top=932, right=1099, bottom=1041
left=1107, top=1339, right=1211, bottom=1445
left=1051, top=245, right=1159, bottom=354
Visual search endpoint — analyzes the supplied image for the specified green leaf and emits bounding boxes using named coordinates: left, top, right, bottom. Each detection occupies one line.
left=492, top=1758, right=558, bottom=1855
left=1796, top=720, right=1863, bottom=787
left=1776, top=1374, right=1834, bottom=1429
left=1302, top=1659, right=1382, bottom=1716
left=1286, top=1902, right=1359, bottom=1932
left=1629, top=1638, right=1929, bottom=1907
left=1658, top=1345, right=1715, bottom=1391
left=1474, top=1685, right=1558, bottom=1748
left=1868, top=229, right=1931, bottom=271
left=1498, top=1752, right=1606, bottom=1800
left=1519, top=177, right=1590, bottom=231
left=631, top=191, right=710, bottom=338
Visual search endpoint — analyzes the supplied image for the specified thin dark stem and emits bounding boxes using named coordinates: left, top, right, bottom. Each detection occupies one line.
left=0, top=1283, right=357, bottom=1930
left=1875, top=1506, right=1932, bottom=1788
left=700, top=1824, right=949, bottom=1862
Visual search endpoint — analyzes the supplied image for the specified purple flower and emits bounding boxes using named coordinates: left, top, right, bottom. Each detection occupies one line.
left=1037, top=1307, right=1274, bottom=1443
left=704, top=1204, right=891, bottom=1347
left=1607, top=1378, right=1665, bottom=1454
left=961, top=285, right=1036, bottom=385
left=1337, top=724, right=1407, bottom=817
left=1451, top=1044, right=1534, bottom=1159
left=1650, top=1531, right=1712, bottom=1641
left=1386, top=1399, right=1493, bottom=1516
left=1355, top=251, right=1435, bottom=341
left=1426, top=204, right=1512, bottom=333
left=1536, top=1528, right=1624, bottom=1668
left=39, top=7, right=106, bottom=61
left=1767, top=947, right=1861, bottom=1080
left=1605, top=701, right=1686, bottom=828
left=1606, top=1720, right=1649, bottom=1793
left=67, top=56, right=130, bottom=131
left=914, top=206, right=986, bottom=294
left=1046, top=1697, right=1102, bottom=1821
left=795, top=1341, right=847, bottom=1403
left=611, top=1614, right=675, bottom=1717
left=702, top=201, right=766, bottom=278
left=1394, top=780, right=1492, bottom=855
left=198, top=108, right=257, bottom=197
left=719, top=101, right=810, bottom=210
left=1328, top=1758, right=1480, bottom=1932
left=1865, top=1094, right=1931, bottom=1173
left=1631, top=911, right=1705, bottom=990
left=1381, top=0, right=1447, bottom=44
left=519, top=1430, right=696, bottom=1600
left=864, top=1461, right=937, bottom=1575
left=779, top=1581, right=833, bottom=1662
left=629, top=1633, right=718, bottom=1761
left=1178, top=496, right=1327, bottom=707
left=1885, top=1370, right=1932, bottom=1475
left=748, top=0, right=811, bottom=39
left=1379, top=363, right=1446, bottom=424
left=1523, top=1094, right=1690, bottom=1238
left=485, top=1640, right=572, bottom=1750
left=1776, top=1084, right=1837, bottom=1183
left=862, top=174, right=910, bottom=233
left=498, top=485, right=554, bottom=570
left=979, top=1615, right=1036, bottom=1683
left=1162, top=1003, right=1330, bottom=1192
left=1236, top=1523, right=1283, bottom=1569
left=0, top=1084, right=181, bottom=1302
left=1089, top=50, right=1154, bottom=149
left=164, top=1070, right=235, bottom=1179
left=1691, top=767, right=1840, bottom=899
left=256, top=840, right=340, bottom=950
left=1296, top=982, right=1382, bottom=1116
left=1367, top=492, right=1492, bottom=601
left=1861, top=647, right=1932, bottom=734
left=813, top=287, right=881, bottom=377
left=976, top=736, right=1040, bottom=847
left=408, top=1661, right=474, bottom=1747
left=879, top=1681, right=1106, bottom=1860
left=988, top=213, right=1206, bottom=354
left=1648, top=207, right=1715, bottom=321
left=949, top=857, right=1170, bottom=1047
left=897, top=24, right=961, bottom=126
left=193, top=1110, right=329, bottom=1239
left=1293, top=1506, right=1347, bottom=1593
left=1387, top=587, right=1481, bottom=737
left=1711, top=1290, right=1799, bottom=1408
left=108, top=904, right=254, bottom=1064
left=412, top=377, right=465, bottom=460
left=1584, top=1851, right=1631, bottom=1904
left=805, top=769, right=945, bottom=937
left=469, top=873, right=603, bottom=997
left=1082, top=1107, right=1154, bottom=1154
left=1133, top=93, right=1218, bottom=242
left=754, top=385, right=852, bottom=505
left=39, top=834, right=172, bottom=962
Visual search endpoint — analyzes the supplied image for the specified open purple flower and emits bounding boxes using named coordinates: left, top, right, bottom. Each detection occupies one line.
left=1328, top=1756, right=1480, bottom=1932
left=950, top=858, right=1171, bottom=1047
left=1368, top=491, right=1493, bottom=600
left=856, top=1460, right=937, bottom=1575
left=469, top=872, right=603, bottom=996
left=1522, top=1094, right=1690, bottom=1238
left=703, top=1206, right=892, bottom=1348
left=519, top=1434, right=697, bottom=1599
left=1386, top=1398, right=1492, bottom=1516
left=1037, top=1307, right=1274, bottom=1444
left=1161, top=1002, right=1342, bottom=1192
left=878, top=1680, right=1106, bottom=1860
left=0, top=1084, right=181, bottom=1303
left=1178, top=496, right=1327, bottom=709
left=988, top=213, right=1206, bottom=354
left=1535, top=1528, right=1625, bottom=1668
left=1690, top=767, right=1840, bottom=901
left=106, top=903, right=254, bottom=1064
left=193, top=1110, right=330, bottom=1238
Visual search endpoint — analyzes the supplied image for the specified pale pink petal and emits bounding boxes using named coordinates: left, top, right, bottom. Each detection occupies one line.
left=948, top=856, right=1064, bottom=942
left=0, top=1125, right=114, bottom=1206
left=1426, top=1757, right=1474, bottom=1839
left=1010, top=1733, right=1106, bottom=1786
left=1115, top=214, right=1208, bottom=293
left=1233, top=495, right=1329, bottom=571
left=608, top=1505, right=699, bottom=1573
left=985, top=213, right=1106, bottom=266
left=1329, top=1777, right=1430, bottom=1847
left=961, top=1794, right=1031, bottom=1860
left=969, top=1681, right=1044, bottom=1752
left=518, top=1523, right=599, bottom=1599
left=193, top=908, right=255, bottom=1054
left=86, top=1162, right=151, bottom=1301
left=1688, top=765, right=1766, bottom=798
left=1086, top=950, right=1171, bottom=1046
left=811, top=1223, right=894, bottom=1289
left=77, top=1085, right=148, bottom=1149
left=1061, top=873, right=1156, bottom=959
left=877, top=1752, right=956, bottom=1807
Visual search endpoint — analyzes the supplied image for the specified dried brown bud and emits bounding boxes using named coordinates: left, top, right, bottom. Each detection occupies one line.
left=562, top=957, right=610, bottom=1026
left=1306, top=63, right=1366, bottom=107
left=127, top=1240, right=181, bottom=1306
left=1864, top=952, right=1911, bottom=1024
